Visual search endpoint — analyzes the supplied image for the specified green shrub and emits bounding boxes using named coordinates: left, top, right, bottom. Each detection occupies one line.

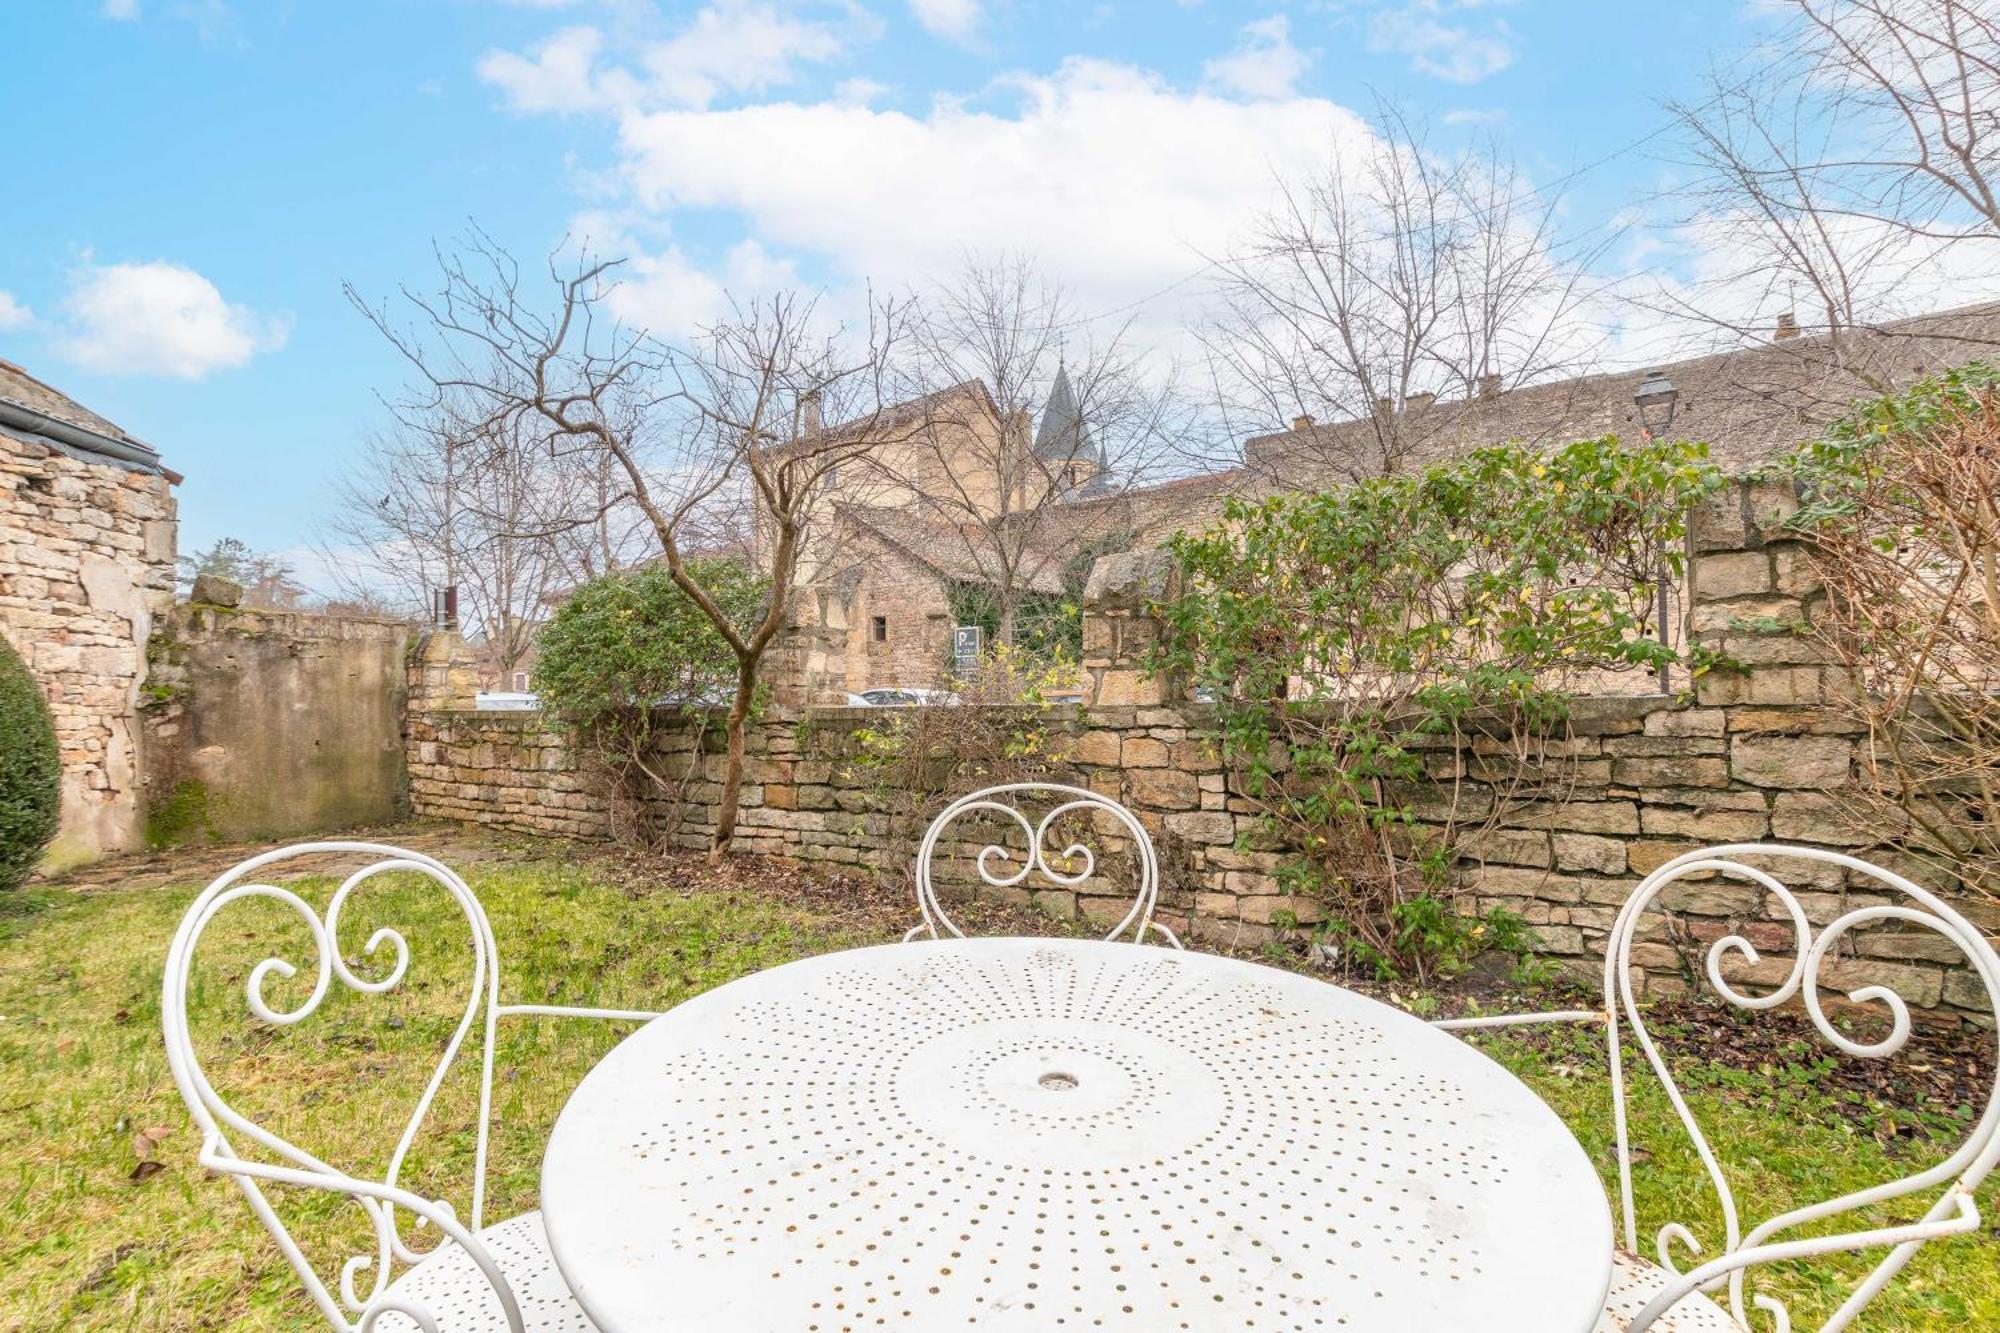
left=1151, top=435, right=1725, bottom=979
left=534, top=559, right=767, bottom=844
left=0, top=634, right=60, bottom=890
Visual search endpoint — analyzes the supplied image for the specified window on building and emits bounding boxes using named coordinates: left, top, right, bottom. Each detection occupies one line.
left=512, top=671, right=531, bottom=692
left=871, top=615, right=888, bottom=643
left=823, top=465, right=840, bottom=491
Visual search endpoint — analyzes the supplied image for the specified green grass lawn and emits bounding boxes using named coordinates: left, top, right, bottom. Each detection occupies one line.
left=1, top=842, right=1994, bottom=1330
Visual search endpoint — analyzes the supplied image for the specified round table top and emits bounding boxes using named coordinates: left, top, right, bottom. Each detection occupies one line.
left=541, top=937, right=1611, bottom=1333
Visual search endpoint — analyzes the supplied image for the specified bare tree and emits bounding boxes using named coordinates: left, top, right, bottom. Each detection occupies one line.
left=322, top=391, right=584, bottom=684
left=1658, top=0, right=2000, bottom=383
left=1207, top=106, right=1605, bottom=482
left=877, top=254, right=1193, bottom=652
left=351, top=233, right=910, bottom=858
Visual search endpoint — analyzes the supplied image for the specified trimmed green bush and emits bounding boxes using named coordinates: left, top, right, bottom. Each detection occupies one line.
left=0, top=633, right=60, bottom=890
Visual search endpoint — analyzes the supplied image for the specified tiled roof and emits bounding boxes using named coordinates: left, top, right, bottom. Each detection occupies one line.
left=1241, top=302, right=2000, bottom=481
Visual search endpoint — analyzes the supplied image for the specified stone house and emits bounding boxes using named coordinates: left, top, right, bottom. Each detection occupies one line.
left=0, top=360, right=178, bottom=867
left=789, top=302, right=1998, bottom=702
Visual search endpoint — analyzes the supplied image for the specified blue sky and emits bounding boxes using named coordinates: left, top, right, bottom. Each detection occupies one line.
left=0, top=1, right=1771, bottom=585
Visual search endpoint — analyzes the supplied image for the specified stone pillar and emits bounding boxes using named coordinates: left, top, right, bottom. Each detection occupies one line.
left=768, top=588, right=849, bottom=707
left=409, top=627, right=480, bottom=712
left=1080, top=549, right=1179, bottom=708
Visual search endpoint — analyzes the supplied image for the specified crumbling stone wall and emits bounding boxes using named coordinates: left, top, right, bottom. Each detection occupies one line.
left=0, top=436, right=176, bottom=867
left=405, top=480, right=2000, bottom=1025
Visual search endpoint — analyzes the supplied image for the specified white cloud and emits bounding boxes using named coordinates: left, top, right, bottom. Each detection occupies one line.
left=609, top=58, right=1373, bottom=322
left=834, top=76, right=890, bottom=105
left=1441, top=107, right=1507, bottom=127
left=479, top=26, right=627, bottom=114
left=0, top=291, right=32, bottom=332
left=101, top=0, right=139, bottom=19
left=1369, top=3, right=1515, bottom=84
left=479, top=2, right=854, bottom=115
left=56, top=261, right=290, bottom=380
left=909, top=0, right=981, bottom=44
left=1202, top=16, right=1311, bottom=101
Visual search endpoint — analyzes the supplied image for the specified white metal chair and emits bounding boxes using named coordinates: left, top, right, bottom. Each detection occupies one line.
left=162, top=842, right=662, bottom=1332
left=905, top=782, right=1183, bottom=947
left=1434, top=844, right=1999, bottom=1332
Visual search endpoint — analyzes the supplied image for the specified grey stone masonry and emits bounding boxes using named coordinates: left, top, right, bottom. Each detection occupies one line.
left=406, top=480, right=2000, bottom=1027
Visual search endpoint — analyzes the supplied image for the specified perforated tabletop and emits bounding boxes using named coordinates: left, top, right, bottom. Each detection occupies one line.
left=540, top=938, right=1610, bottom=1332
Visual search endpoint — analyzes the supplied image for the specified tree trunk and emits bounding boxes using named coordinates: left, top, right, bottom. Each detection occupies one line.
left=708, top=654, right=758, bottom=862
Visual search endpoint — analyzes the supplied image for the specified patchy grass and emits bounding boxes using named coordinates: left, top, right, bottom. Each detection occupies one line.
left=1, top=837, right=1994, bottom=1330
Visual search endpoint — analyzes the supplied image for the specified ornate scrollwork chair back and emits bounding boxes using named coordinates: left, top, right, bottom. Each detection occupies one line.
left=1438, top=843, right=1999, bottom=1332
left=906, top=783, right=1182, bottom=948
left=162, top=841, right=660, bottom=1332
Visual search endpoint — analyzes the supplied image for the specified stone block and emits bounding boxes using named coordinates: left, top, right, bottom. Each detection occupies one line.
left=1638, top=804, right=1770, bottom=841
left=1690, top=595, right=1806, bottom=635
left=1656, top=881, right=1763, bottom=915
left=1817, top=957, right=1944, bottom=1010
left=1943, top=968, right=1996, bottom=1014
left=1730, top=734, right=1852, bottom=790
left=1074, top=729, right=1121, bottom=766
left=1770, top=544, right=1822, bottom=597
left=1696, top=550, right=1772, bottom=600
left=1611, top=756, right=1729, bottom=789
left=1083, top=548, right=1177, bottom=610
left=1768, top=788, right=1872, bottom=840
left=1122, top=736, right=1169, bottom=768
left=1194, top=891, right=1239, bottom=920
left=1643, top=708, right=1727, bottom=738
left=1628, top=841, right=1701, bottom=876
left=1553, top=833, right=1626, bottom=875
left=1128, top=767, right=1199, bottom=810
left=1164, top=811, right=1236, bottom=845
left=1461, top=828, right=1553, bottom=869
left=1239, top=894, right=1323, bottom=925
left=1696, top=666, right=1824, bottom=708
left=1514, top=799, right=1641, bottom=836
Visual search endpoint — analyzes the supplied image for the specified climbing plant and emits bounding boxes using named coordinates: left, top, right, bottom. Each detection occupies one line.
left=1149, top=436, right=1723, bottom=980
left=1784, top=362, right=2000, bottom=898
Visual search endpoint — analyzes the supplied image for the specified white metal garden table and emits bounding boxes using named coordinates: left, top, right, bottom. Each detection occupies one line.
left=540, top=937, right=1612, bottom=1332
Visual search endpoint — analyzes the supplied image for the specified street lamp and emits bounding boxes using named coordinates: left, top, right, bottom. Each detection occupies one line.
left=1633, top=369, right=1680, bottom=438
left=1634, top=369, right=1681, bottom=694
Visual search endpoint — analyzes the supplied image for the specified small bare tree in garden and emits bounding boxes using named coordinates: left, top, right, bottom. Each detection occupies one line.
left=1206, top=106, right=1606, bottom=482
left=353, top=233, right=911, bottom=859
left=1787, top=363, right=2000, bottom=898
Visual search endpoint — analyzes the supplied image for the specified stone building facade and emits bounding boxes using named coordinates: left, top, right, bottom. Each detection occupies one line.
left=0, top=360, right=178, bottom=867
left=407, top=479, right=1999, bottom=1026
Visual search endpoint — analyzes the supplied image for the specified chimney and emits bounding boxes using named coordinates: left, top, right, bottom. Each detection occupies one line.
left=1407, top=391, right=1435, bottom=410
left=801, top=389, right=823, bottom=432
left=1373, top=396, right=1394, bottom=419
left=1774, top=311, right=1800, bottom=341
left=1478, top=373, right=1502, bottom=402
left=1291, top=413, right=1316, bottom=433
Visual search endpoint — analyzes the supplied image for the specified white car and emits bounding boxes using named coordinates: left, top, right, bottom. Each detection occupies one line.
left=474, top=691, right=540, bottom=711
left=845, top=687, right=961, bottom=707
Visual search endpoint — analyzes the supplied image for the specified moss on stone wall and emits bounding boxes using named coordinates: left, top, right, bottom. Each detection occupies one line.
left=144, top=779, right=217, bottom=850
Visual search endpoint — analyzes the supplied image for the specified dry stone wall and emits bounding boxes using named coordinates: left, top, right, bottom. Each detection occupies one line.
left=406, top=481, right=2000, bottom=1025
left=0, top=435, right=176, bottom=866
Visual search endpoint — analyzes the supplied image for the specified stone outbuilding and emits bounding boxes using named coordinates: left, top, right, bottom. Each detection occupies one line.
left=0, top=360, right=178, bottom=867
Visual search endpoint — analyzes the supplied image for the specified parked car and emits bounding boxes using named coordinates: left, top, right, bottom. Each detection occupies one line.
left=845, top=687, right=961, bottom=707
left=474, top=691, right=540, bottom=711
